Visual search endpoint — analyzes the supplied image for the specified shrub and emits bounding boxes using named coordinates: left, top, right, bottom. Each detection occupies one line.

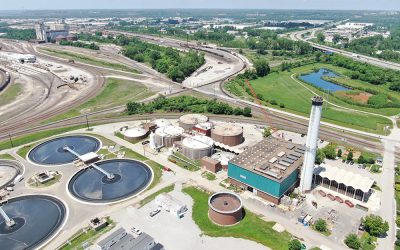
left=362, top=214, right=389, bottom=237
left=314, top=218, right=328, bottom=232
left=344, top=233, right=361, bottom=249
left=288, top=239, right=302, bottom=250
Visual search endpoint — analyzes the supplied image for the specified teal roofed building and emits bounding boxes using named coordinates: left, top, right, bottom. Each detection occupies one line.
left=228, top=137, right=305, bottom=204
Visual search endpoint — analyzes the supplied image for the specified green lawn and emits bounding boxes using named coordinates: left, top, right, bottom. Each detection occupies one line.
left=40, top=48, right=141, bottom=74
left=183, top=186, right=292, bottom=250
left=201, top=171, right=216, bottom=181
left=0, top=82, right=21, bottom=106
left=226, top=63, right=393, bottom=134
left=0, top=154, right=15, bottom=160
left=139, top=184, right=175, bottom=207
left=43, top=78, right=153, bottom=123
left=360, top=232, right=377, bottom=250
left=168, top=152, right=200, bottom=171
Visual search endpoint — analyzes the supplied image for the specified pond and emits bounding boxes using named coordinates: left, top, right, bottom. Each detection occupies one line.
left=299, top=69, right=350, bottom=92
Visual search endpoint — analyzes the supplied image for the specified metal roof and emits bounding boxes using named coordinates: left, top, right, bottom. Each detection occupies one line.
left=314, top=165, right=374, bottom=193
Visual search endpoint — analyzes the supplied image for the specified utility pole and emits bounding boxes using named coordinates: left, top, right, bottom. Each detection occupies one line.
left=85, top=115, right=90, bottom=130
left=8, top=134, right=13, bottom=148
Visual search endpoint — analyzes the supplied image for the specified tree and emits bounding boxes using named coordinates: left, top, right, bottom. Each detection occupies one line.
left=254, top=59, right=270, bottom=77
left=314, top=218, right=328, bottom=232
left=357, top=155, right=365, bottom=164
left=317, top=33, right=325, bottom=43
left=243, top=107, right=252, bottom=117
left=323, top=144, right=336, bottom=159
left=315, top=149, right=326, bottom=165
left=347, top=151, right=354, bottom=161
left=337, top=149, right=342, bottom=158
left=332, top=34, right=342, bottom=44
left=344, top=233, right=361, bottom=249
left=288, top=239, right=302, bottom=250
left=263, top=128, right=272, bottom=138
left=362, top=214, right=389, bottom=237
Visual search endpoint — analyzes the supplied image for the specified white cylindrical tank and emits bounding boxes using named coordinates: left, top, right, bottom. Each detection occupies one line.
left=123, top=127, right=148, bottom=142
left=299, top=96, right=323, bottom=192
left=154, top=125, right=184, bottom=148
left=179, top=114, right=208, bottom=131
left=182, top=135, right=214, bottom=160
left=154, top=119, right=171, bottom=128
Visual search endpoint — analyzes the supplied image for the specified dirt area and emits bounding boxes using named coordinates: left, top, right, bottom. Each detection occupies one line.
left=335, top=91, right=372, bottom=104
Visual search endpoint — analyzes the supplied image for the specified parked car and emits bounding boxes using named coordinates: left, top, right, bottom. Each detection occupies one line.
left=5, top=186, right=13, bottom=191
left=142, top=140, right=150, bottom=145
left=150, top=208, right=161, bottom=217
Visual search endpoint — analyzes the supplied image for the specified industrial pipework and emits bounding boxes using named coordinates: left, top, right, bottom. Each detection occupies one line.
left=0, top=205, right=15, bottom=227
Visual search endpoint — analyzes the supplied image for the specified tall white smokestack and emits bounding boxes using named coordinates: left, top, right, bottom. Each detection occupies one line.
left=299, top=96, right=323, bottom=192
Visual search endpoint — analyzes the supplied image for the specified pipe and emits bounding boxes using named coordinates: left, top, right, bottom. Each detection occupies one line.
left=90, top=163, right=115, bottom=180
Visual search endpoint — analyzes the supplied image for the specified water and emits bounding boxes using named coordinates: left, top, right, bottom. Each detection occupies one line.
left=68, top=159, right=152, bottom=203
left=299, top=69, right=350, bottom=92
left=0, top=195, right=66, bottom=250
left=28, top=135, right=101, bottom=165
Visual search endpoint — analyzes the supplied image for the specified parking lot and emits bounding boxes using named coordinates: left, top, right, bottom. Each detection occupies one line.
left=109, top=184, right=269, bottom=250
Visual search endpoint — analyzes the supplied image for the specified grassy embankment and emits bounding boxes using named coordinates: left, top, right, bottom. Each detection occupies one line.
left=226, top=63, right=393, bottom=134
left=43, top=78, right=154, bottom=123
left=0, top=154, right=15, bottom=160
left=0, top=83, right=22, bottom=107
left=183, top=186, right=292, bottom=250
left=40, top=48, right=140, bottom=73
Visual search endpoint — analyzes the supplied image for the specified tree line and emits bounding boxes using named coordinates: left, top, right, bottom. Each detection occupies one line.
left=126, top=96, right=252, bottom=117
left=59, top=40, right=99, bottom=50
left=77, top=32, right=205, bottom=82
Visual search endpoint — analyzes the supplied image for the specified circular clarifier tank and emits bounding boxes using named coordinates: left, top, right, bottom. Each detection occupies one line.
left=0, top=195, right=67, bottom=250
left=28, top=135, right=101, bottom=166
left=68, top=159, right=152, bottom=204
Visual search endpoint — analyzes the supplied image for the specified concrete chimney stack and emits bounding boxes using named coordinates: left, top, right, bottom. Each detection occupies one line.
left=299, top=96, right=323, bottom=192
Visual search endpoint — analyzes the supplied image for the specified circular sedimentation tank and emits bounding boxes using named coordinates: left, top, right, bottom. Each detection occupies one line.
left=0, top=195, right=67, bottom=249
left=123, top=127, right=148, bottom=142
left=0, top=160, right=23, bottom=188
left=154, top=125, right=184, bottom=148
left=182, top=135, right=214, bottom=160
left=211, top=123, right=243, bottom=146
left=28, top=135, right=101, bottom=166
left=153, top=119, right=171, bottom=128
left=68, top=159, right=152, bottom=204
left=179, top=114, right=209, bottom=131
left=208, top=192, right=243, bottom=226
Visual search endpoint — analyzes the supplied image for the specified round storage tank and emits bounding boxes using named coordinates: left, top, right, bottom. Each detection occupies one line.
left=182, top=135, right=214, bottom=160
left=179, top=114, right=208, bottom=131
left=154, top=125, right=184, bottom=148
left=123, top=127, right=148, bottom=142
left=211, top=123, right=243, bottom=146
left=208, top=192, right=243, bottom=226
left=154, top=119, right=171, bottom=128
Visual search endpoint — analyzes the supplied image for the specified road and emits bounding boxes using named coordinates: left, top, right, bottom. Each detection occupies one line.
left=289, top=29, right=400, bottom=71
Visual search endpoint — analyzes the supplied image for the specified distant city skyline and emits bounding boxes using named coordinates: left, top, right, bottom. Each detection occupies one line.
left=1, top=0, right=400, bottom=11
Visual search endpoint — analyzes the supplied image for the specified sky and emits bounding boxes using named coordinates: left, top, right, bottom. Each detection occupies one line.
left=1, top=0, right=400, bottom=11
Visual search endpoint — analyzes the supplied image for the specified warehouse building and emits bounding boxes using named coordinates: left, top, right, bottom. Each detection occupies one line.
left=228, top=137, right=305, bottom=204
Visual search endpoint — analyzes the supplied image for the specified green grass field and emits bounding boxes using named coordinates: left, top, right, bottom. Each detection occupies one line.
left=226, top=63, right=393, bottom=134
left=43, top=78, right=154, bottom=123
left=0, top=154, right=15, bottom=160
left=40, top=48, right=141, bottom=74
left=0, top=83, right=22, bottom=107
left=183, top=186, right=292, bottom=250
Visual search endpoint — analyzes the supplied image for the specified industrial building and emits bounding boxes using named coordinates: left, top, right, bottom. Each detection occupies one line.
left=153, top=125, right=184, bottom=148
left=211, top=151, right=236, bottom=170
left=96, top=227, right=160, bottom=250
left=179, top=114, right=208, bottom=131
left=155, top=193, right=187, bottom=218
left=35, top=20, right=70, bottom=42
left=211, top=123, right=243, bottom=146
left=181, top=135, right=214, bottom=160
left=313, top=165, right=374, bottom=203
left=193, top=122, right=213, bottom=136
left=201, top=156, right=222, bottom=173
left=0, top=52, right=36, bottom=63
left=228, top=137, right=305, bottom=204
left=208, top=192, right=243, bottom=226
